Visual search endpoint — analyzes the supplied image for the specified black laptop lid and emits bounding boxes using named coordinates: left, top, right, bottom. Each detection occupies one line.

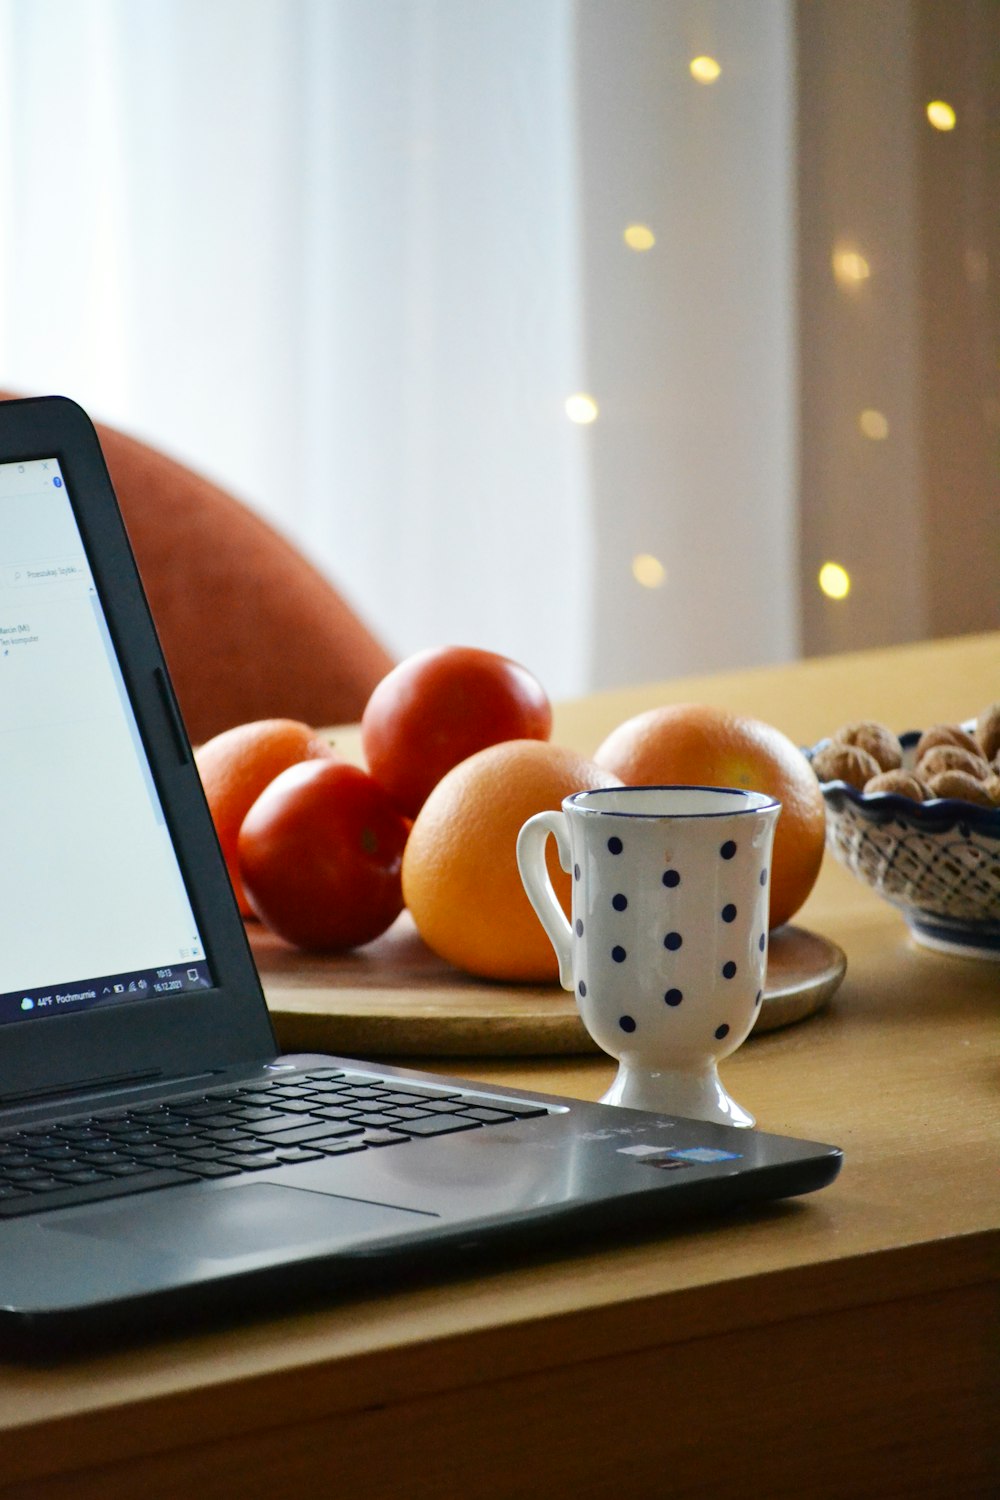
left=0, top=397, right=275, bottom=1104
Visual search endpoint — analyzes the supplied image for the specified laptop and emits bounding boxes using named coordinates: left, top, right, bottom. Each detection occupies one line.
left=0, top=396, right=842, bottom=1357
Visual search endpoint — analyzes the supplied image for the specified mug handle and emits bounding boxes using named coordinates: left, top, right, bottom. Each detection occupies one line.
left=516, top=810, right=574, bottom=991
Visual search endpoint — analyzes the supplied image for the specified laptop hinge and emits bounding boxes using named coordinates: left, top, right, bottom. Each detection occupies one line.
left=1, top=1068, right=167, bottom=1111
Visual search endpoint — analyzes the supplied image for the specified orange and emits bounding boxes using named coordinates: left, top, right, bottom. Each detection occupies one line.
left=194, top=718, right=333, bottom=916
left=402, top=739, right=621, bottom=982
left=594, top=703, right=825, bottom=929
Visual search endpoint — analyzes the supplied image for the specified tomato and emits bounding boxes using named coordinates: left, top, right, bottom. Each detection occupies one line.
left=361, top=645, right=552, bottom=818
left=237, top=759, right=410, bottom=951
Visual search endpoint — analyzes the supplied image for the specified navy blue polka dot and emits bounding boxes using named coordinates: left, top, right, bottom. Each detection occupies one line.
left=664, top=988, right=683, bottom=1006
left=722, top=960, right=737, bottom=978
left=754, top=989, right=762, bottom=1007
left=578, top=981, right=587, bottom=997
left=612, top=893, right=628, bottom=912
left=607, top=836, right=623, bottom=855
left=715, top=1023, right=730, bottom=1040
left=662, top=868, right=681, bottom=888
left=612, top=945, right=627, bottom=963
left=574, top=863, right=581, bottom=881
left=759, top=933, right=766, bottom=952
left=575, top=918, right=584, bottom=936
left=721, top=840, right=737, bottom=860
left=760, top=869, right=767, bottom=886
left=619, top=1014, right=636, bottom=1033
left=722, top=903, right=737, bottom=922
left=664, top=931, right=683, bottom=951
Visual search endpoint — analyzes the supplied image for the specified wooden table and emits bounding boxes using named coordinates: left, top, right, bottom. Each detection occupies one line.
left=2, top=633, right=997, bottom=1499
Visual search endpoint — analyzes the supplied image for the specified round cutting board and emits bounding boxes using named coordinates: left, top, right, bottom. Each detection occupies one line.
left=253, top=916, right=846, bottom=1058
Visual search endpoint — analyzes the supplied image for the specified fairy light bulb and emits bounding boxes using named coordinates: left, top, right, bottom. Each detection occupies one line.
left=832, top=247, right=871, bottom=286
left=565, top=394, right=599, bottom=425
left=624, top=224, right=656, bottom=251
left=859, top=409, right=889, bottom=440
left=818, top=562, right=851, bottom=600
left=632, top=554, right=666, bottom=589
left=926, top=100, right=956, bottom=131
left=690, top=56, right=721, bottom=84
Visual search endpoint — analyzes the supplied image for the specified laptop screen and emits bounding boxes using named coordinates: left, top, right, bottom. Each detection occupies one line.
left=0, top=455, right=213, bottom=1026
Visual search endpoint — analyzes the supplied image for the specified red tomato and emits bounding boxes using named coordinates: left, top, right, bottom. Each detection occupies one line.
left=361, top=645, right=552, bottom=818
left=237, top=759, right=410, bottom=951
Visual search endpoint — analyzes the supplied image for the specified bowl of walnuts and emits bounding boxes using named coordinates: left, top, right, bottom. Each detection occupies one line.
left=806, top=702, right=1000, bottom=959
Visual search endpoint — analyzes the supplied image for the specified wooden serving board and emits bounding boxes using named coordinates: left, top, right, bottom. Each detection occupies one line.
left=252, top=916, right=846, bottom=1058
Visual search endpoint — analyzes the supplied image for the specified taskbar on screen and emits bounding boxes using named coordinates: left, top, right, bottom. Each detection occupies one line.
left=0, top=960, right=213, bottom=1026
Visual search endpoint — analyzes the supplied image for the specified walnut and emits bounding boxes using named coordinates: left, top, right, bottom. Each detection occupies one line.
left=863, top=769, right=928, bottom=800
left=914, top=723, right=982, bottom=761
left=976, top=701, right=1000, bottom=763
left=916, top=744, right=990, bottom=781
left=832, top=720, right=902, bottom=771
left=812, top=742, right=881, bottom=789
left=925, top=770, right=995, bottom=808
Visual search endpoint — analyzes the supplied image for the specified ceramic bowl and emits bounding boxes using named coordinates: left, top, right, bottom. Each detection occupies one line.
left=805, top=730, right=1000, bottom=959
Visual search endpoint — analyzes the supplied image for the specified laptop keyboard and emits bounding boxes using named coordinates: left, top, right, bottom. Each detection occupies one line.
left=0, top=1068, right=549, bottom=1219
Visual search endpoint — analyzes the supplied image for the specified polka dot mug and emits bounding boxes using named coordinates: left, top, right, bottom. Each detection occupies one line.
left=516, top=785, right=780, bottom=1127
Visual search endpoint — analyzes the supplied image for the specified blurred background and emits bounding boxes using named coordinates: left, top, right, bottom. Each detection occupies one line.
left=1, top=0, right=996, bottom=701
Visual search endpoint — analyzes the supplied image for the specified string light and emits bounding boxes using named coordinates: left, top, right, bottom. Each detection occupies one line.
left=689, top=56, right=721, bottom=84
left=859, top=409, right=889, bottom=440
left=624, top=224, right=656, bottom=251
left=818, top=562, right=851, bottom=600
left=632, top=554, right=666, bottom=589
left=565, top=394, right=599, bottom=424
left=926, top=100, right=956, bottom=131
left=832, top=247, right=871, bottom=286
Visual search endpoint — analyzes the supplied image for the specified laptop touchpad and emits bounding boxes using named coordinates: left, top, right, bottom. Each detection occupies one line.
left=48, top=1182, right=436, bottom=1261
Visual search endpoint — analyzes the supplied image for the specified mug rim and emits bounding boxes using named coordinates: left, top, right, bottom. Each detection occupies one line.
left=564, top=784, right=781, bottom=818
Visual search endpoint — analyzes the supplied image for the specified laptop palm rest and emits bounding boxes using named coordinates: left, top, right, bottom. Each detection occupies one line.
left=46, top=1182, right=435, bottom=1262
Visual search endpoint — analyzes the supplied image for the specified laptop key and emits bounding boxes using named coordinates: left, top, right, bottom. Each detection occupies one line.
left=241, top=1114, right=317, bottom=1136
left=0, top=1167, right=201, bottom=1218
left=455, top=1107, right=521, bottom=1124
left=412, top=1100, right=474, bottom=1115
left=394, top=1117, right=483, bottom=1137
left=218, top=1141, right=280, bottom=1157
left=51, top=1169, right=114, bottom=1186
left=229, top=1107, right=290, bottom=1124
left=266, top=1121, right=365, bottom=1147
left=180, top=1161, right=243, bottom=1179
left=247, top=1098, right=317, bottom=1115
left=475, top=1099, right=549, bottom=1118
left=370, top=1084, right=462, bottom=1102
left=313, top=1138, right=368, bottom=1156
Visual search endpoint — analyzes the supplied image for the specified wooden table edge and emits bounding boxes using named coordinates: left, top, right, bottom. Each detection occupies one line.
left=5, top=1227, right=996, bottom=1487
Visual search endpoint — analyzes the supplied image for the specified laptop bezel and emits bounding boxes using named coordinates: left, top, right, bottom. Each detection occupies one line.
left=0, top=395, right=276, bottom=1105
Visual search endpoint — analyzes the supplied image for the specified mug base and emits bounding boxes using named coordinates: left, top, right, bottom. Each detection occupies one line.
left=600, top=1061, right=755, bottom=1128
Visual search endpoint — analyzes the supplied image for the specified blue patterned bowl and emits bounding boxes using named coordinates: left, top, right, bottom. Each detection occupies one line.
left=806, top=730, right=1000, bottom=959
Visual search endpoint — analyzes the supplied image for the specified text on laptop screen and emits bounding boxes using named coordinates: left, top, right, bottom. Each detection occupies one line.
left=0, top=457, right=212, bottom=1025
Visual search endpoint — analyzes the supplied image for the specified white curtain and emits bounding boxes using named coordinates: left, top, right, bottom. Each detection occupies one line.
left=0, top=0, right=796, bottom=700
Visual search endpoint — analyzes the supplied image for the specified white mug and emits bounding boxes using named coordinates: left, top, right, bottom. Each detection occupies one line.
left=516, top=785, right=780, bottom=1126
